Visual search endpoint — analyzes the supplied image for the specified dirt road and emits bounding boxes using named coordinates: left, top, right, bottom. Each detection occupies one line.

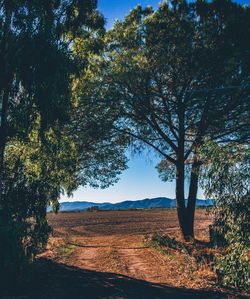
left=35, top=209, right=239, bottom=299
left=4, top=210, right=246, bottom=299
left=47, top=209, right=213, bottom=287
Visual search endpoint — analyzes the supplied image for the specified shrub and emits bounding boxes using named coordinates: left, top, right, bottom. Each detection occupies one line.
left=200, top=142, right=250, bottom=289
left=86, top=206, right=100, bottom=212
left=215, top=228, right=250, bottom=290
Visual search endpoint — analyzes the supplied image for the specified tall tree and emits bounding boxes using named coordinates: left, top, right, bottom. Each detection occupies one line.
left=0, top=0, right=128, bottom=278
left=0, top=0, right=104, bottom=206
left=79, top=0, right=250, bottom=239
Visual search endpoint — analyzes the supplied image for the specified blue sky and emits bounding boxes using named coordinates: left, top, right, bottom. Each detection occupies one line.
left=61, top=0, right=249, bottom=203
left=99, top=0, right=250, bottom=29
left=99, top=0, right=161, bottom=29
left=61, top=153, right=178, bottom=203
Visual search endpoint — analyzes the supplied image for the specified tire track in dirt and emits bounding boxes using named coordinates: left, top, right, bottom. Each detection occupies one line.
left=47, top=210, right=217, bottom=289
left=60, top=235, right=174, bottom=287
left=62, top=236, right=145, bottom=273
left=58, top=233, right=207, bottom=290
left=118, top=247, right=158, bottom=280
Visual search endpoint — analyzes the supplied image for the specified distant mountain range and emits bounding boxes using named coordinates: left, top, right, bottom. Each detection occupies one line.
left=48, top=197, right=214, bottom=212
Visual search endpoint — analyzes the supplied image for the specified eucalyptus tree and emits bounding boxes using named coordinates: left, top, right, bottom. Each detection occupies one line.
left=200, top=142, right=249, bottom=288
left=0, top=0, right=127, bottom=276
left=80, top=0, right=250, bottom=239
left=0, top=0, right=105, bottom=203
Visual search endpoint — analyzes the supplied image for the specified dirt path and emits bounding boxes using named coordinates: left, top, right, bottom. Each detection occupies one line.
left=53, top=233, right=203, bottom=289
left=3, top=210, right=248, bottom=299
left=39, top=233, right=245, bottom=299
left=63, top=235, right=162, bottom=282
left=30, top=210, right=245, bottom=299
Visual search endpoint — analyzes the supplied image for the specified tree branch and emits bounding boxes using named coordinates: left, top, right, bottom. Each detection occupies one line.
left=114, top=126, right=177, bottom=165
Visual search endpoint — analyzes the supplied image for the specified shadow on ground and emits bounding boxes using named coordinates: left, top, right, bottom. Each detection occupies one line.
left=1, top=258, right=246, bottom=299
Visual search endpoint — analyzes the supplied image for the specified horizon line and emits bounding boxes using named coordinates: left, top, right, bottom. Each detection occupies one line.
left=59, top=196, right=210, bottom=204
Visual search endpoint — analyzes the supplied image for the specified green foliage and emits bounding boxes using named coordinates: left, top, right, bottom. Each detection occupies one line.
left=77, top=0, right=250, bottom=238
left=216, top=228, right=250, bottom=290
left=200, top=142, right=250, bottom=239
left=209, top=224, right=227, bottom=248
left=200, top=142, right=250, bottom=289
left=0, top=0, right=129, bottom=282
left=55, top=242, right=76, bottom=258
left=0, top=0, right=104, bottom=138
left=148, top=232, right=215, bottom=271
left=0, top=118, right=78, bottom=279
left=69, top=26, right=129, bottom=189
left=156, top=161, right=176, bottom=182
left=0, top=0, right=119, bottom=280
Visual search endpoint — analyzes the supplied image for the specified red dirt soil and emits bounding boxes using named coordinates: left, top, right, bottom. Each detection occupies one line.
left=2, top=209, right=248, bottom=299
left=47, top=209, right=213, bottom=287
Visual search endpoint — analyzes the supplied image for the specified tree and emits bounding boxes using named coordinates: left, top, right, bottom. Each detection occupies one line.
left=0, top=0, right=105, bottom=204
left=0, top=0, right=127, bottom=280
left=0, top=117, right=79, bottom=276
left=200, top=142, right=249, bottom=289
left=79, top=0, right=250, bottom=239
left=0, top=1, right=129, bottom=278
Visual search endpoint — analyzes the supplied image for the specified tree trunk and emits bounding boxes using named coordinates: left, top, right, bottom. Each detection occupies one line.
left=0, top=87, right=10, bottom=278
left=186, top=158, right=200, bottom=239
left=175, top=157, right=201, bottom=240
left=176, top=100, right=190, bottom=239
left=175, top=162, right=188, bottom=239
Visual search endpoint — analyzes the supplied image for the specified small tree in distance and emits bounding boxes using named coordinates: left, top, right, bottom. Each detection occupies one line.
left=87, top=206, right=100, bottom=212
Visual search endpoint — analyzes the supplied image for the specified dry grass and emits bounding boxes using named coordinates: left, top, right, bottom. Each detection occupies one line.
left=145, top=233, right=219, bottom=289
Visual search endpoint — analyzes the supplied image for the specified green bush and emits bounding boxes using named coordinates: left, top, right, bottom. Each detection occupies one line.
left=201, top=142, right=250, bottom=290
left=215, top=228, right=250, bottom=290
left=0, top=208, right=51, bottom=284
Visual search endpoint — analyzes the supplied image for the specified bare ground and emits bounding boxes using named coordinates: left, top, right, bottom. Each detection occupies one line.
left=2, top=209, right=248, bottom=299
left=46, top=209, right=214, bottom=287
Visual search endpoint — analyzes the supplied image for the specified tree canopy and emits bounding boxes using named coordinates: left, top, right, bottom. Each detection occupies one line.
left=0, top=0, right=127, bottom=277
left=77, top=0, right=250, bottom=239
left=0, top=0, right=249, bottom=288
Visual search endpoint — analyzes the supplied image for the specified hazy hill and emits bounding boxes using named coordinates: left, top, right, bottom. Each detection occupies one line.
left=102, top=197, right=176, bottom=210
left=48, top=197, right=213, bottom=212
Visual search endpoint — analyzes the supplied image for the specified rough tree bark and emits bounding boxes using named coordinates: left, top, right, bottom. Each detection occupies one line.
left=176, top=162, right=188, bottom=238
left=175, top=159, right=201, bottom=241
left=186, top=158, right=201, bottom=239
